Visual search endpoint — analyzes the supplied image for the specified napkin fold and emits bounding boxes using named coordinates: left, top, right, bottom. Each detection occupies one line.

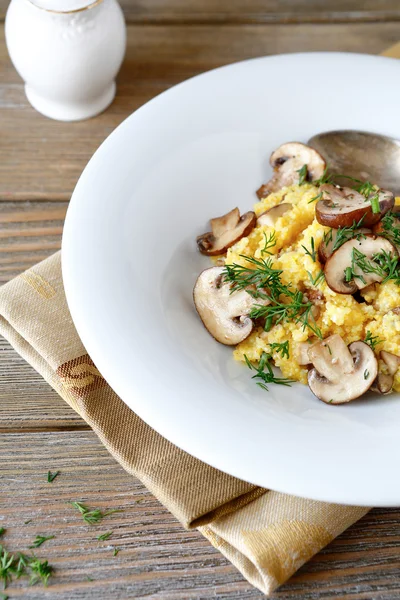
left=0, top=252, right=369, bottom=594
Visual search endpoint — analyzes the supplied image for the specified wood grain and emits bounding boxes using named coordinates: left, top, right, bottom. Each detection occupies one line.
left=1, top=0, right=400, bottom=24
left=0, top=430, right=399, bottom=600
left=1, top=22, right=400, bottom=201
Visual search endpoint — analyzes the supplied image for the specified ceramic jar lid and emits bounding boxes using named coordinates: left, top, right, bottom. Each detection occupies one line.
left=28, top=0, right=102, bottom=13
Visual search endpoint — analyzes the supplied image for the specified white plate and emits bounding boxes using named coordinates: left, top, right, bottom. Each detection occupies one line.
left=63, top=52, right=400, bottom=507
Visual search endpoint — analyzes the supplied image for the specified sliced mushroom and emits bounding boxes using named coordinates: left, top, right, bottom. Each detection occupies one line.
left=318, top=227, right=371, bottom=263
left=324, top=235, right=397, bottom=294
left=371, top=373, right=393, bottom=395
left=257, top=203, right=291, bottom=227
left=256, top=142, right=326, bottom=199
left=381, top=350, right=400, bottom=376
left=193, top=266, right=270, bottom=345
left=296, top=342, right=312, bottom=366
left=307, top=335, right=378, bottom=404
left=197, top=208, right=256, bottom=256
left=316, top=185, right=394, bottom=229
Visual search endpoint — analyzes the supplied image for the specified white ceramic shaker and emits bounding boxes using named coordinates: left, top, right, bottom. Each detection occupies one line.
left=5, top=0, right=126, bottom=121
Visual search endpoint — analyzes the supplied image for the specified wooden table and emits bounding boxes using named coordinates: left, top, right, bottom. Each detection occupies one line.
left=1, top=2, right=400, bottom=598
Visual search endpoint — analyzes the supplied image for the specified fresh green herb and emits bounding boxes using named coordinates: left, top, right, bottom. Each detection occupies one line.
left=28, top=556, right=53, bottom=587
left=312, top=166, right=335, bottom=187
left=86, top=575, right=94, bottom=582
left=47, top=471, right=60, bottom=483
left=223, top=255, right=282, bottom=297
left=301, top=237, right=316, bottom=262
left=0, top=530, right=5, bottom=538
left=308, top=191, right=323, bottom=204
left=345, top=266, right=353, bottom=282
left=327, top=344, right=332, bottom=355
left=307, top=270, right=325, bottom=287
left=29, top=535, right=55, bottom=549
left=113, top=547, right=120, bottom=556
left=71, top=502, right=120, bottom=525
left=244, top=352, right=294, bottom=391
left=324, top=216, right=367, bottom=254
left=350, top=248, right=400, bottom=286
left=364, top=331, right=384, bottom=351
left=15, top=553, right=29, bottom=579
left=269, top=341, right=290, bottom=359
left=297, top=164, right=308, bottom=185
left=364, top=369, right=370, bottom=380
left=0, top=547, right=15, bottom=589
left=261, top=230, right=277, bottom=255
left=329, top=399, right=334, bottom=404
left=370, top=195, right=380, bottom=213
left=24, top=520, right=32, bottom=525
left=97, top=531, right=113, bottom=542
left=380, top=211, right=400, bottom=247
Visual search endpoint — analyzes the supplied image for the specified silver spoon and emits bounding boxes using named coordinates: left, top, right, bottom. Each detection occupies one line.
left=308, top=130, right=400, bottom=196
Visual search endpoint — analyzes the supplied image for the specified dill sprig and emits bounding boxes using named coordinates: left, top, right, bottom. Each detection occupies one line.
left=301, top=237, right=316, bottom=262
left=47, top=471, right=60, bottom=483
left=307, top=270, right=325, bottom=287
left=261, top=230, right=277, bottom=255
left=29, top=535, right=54, bottom=549
left=380, top=211, right=400, bottom=247
left=349, top=248, right=400, bottom=286
left=97, top=531, right=113, bottom=542
left=364, top=331, right=384, bottom=351
left=244, top=352, right=294, bottom=391
left=71, top=502, right=120, bottom=525
left=28, top=556, right=53, bottom=587
left=113, top=547, right=120, bottom=556
left=0, top=547, right=15, bottom=589
left=223, top=256, right=282, bottom=296
left=312, top=166, right=335, bottom=187
left=297, top=164, right=308, bottom=185
left=321, top=216, right=367, bottom=256
left=269, top=341, right=290, bottom=359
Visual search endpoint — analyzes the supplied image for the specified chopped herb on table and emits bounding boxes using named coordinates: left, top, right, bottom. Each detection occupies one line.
left=71, top=502, right=120, bottom=525
left=97, top=531, right=113, bottom=542
left=47, top=471, right=60, bottom=483
left=29, top=535, right=55, bottom=549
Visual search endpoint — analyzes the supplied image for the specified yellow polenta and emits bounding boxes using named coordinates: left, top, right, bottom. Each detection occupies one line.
left=224, top=183, right=400, bottom=389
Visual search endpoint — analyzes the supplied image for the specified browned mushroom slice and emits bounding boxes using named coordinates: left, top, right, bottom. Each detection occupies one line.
left=193, top=266, right=270, bottom=345
left=324, top=235, right=397, bottom=294
left=256, top=142, right=326, bottom=199
left=316, top=185, right=394, bottom=229
left=318, top=227, right=371, bottom=263
left=197, top=209, right=256, bottom=256
left=257, top=203, right=291, bottom=227
left=307, top=335, right=378, bottom=404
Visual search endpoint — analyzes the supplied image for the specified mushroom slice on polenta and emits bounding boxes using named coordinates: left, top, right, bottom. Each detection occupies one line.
left=196, top=208, right=256, bottom=256
left=307, top=335, right=377, bottom=404
left=256, top=142, right=326, bottom=199
left=193, top=266, right=270, bottom=345
left=257, top=203, right=291, bottom=227
left=324, top=235, right=397, bottom=294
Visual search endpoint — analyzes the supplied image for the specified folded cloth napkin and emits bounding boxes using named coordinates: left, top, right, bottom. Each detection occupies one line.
left=0, top=251, right=369, bottom=594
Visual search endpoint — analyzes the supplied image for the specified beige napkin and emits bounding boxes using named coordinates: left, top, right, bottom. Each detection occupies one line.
left=0, top=251, right=368, bottom=594
left=3, top=41, right=400, bottom=595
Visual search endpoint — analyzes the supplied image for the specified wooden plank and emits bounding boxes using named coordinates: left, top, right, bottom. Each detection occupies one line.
left=0, top=202, right=67, bottom=283
left=1, top=22, right=400, bottom=202
left=0, top=337, right=87, bottom=431
left=0, top=430, right=399, bottom=599
left=1, top=1, right=400, bottom=24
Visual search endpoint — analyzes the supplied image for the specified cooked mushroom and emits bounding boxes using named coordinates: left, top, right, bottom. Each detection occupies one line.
left=381, top=350, right=400, bottom=375
left=318, top=227, right=371, bottom=263
left=371, top=372, right=393, bottom=395
left=193, top=266, right=270, bottom=345
left=307, top=335, right=378, bottom=404
left=197, top=208, right=256, bottom=256
left=256, top=142, right=326, bottom=199
left=324, top=235, right=397, bottom=294
left=316, top=185, right=394, bottom=229
left=296, top=342, right=312, bottom=366
left=257, top=203, right=291, bottom=227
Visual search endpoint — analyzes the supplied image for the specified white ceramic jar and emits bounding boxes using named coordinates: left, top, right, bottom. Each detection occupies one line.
left=5, top=0, right=126, bottom=121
